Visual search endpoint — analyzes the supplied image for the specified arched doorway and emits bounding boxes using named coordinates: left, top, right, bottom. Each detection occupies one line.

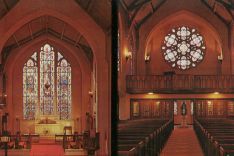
left=174, top=100, right=193, bottom=126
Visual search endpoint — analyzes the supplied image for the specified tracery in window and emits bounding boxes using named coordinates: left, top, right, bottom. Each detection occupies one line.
left=162, top=26, right=206, bottom=70
left=40, top=44, right=55, bottom=115
left=174, top=101, right=177, bottom=115
left=23, top=52, right=38, bottom=120
left=57, top=52, right=71, bottom=119
left=23, top=44, right=72, bottom=120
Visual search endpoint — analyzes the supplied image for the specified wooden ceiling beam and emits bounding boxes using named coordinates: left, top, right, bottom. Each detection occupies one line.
left=28, top=23, right=34, bottom=40
left=136, top=12, right=152, bottom=29
left=87, top=0, right=94, bottom=12
left=48, top=28, right=91, bottom=58
left=201, top=0, right=230, bottom=25
left=150, top=2, right=155, bottom=13
left=216, top=0, right=234, bottom=9
left=5, top=29, right=92, bottom=61
left=130, top=4, right=143, bottom=23
left=60, top=23, right=66, bottom=40
left=119, top=0, right=128, bottom=11
left=13, top=35, right=19, bottom=47
left=74, top=33, right=82, bottom=46
left=128, top=0, right=151, bottom=11
left=129, top=0, right=154, bottom=24
left=2, top=0, right=9, bottom=11
left=215, top=0, right=234, bottom=19
left=45, top=16, right=48, bottom=33
left=136, top=0, right=167, bottom=29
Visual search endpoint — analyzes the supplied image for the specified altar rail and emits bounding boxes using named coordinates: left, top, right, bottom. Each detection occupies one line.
left=58, top=132, right=99, bottom=156
left=126, top=75, right=234, bottom=93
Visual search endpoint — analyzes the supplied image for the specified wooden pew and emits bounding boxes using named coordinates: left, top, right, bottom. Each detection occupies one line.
left=117, top=119, right=173, bottom=156
left=194, top=118, right=234, bottom=156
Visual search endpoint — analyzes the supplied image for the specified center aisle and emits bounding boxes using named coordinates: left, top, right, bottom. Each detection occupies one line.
left=30, top=145, right=64, bottom=156
left=160, top=127, right=204, bottom=156
left=30, top=138, right=64, bottom=156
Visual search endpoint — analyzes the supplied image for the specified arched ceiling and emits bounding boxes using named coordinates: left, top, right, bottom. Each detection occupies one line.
left=0, top=0, right=111, bottom=65
left=120, top=0, right=234, bottom=29
left=2, top=16, right=93, bottom=64
left=0, top=0, right=19, bottom=19
left=0, top=0, right=111, bottom=32
left=74, top=0, right=111, bottom=32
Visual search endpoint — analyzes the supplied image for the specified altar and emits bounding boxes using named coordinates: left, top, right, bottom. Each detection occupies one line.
left=34, top=116, right=74, bottom=136
left=20, top=114, right=74, bottom=136
left=35, top=123, right=63, bottom=136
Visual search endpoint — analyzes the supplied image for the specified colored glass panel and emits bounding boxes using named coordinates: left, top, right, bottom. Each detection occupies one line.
left=57, top=52, right=71, bottom=119
left=23, top=52, right=38, bottom=120
left=40, top=44, right=55, bottom=115
left=23, top=44, right=71, bottom=120
left=162, top=26, right=206, bottom=70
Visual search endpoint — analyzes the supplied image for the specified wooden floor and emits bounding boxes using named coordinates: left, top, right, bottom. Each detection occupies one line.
left=160, top=126, right=204, bottom=156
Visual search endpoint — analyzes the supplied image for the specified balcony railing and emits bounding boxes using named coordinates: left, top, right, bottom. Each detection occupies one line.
left=126, top=75, right=234, bottom=93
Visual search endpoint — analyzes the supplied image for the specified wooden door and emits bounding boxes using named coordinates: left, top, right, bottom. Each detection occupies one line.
left=174, top=100, right=193, bottom=125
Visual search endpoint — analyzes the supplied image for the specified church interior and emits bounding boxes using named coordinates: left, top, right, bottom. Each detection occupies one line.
left=0, top=0, right=111, bottom=156
left=117, top=0, right=234, bottom=156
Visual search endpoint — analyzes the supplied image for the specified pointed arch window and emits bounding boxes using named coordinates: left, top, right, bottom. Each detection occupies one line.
left=23, top=44, right=72, bottom=120
left=40, top=44, right=55, bottom=115
left=57, top=52, right=71, bottom=120
left=23, top=52, right=38, bottom=120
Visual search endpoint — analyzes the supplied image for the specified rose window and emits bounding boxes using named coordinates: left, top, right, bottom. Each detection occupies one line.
left=162, top=26, right=206, bottom=70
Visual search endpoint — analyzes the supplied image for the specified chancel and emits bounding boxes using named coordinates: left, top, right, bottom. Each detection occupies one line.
left=0, top=0, right=111, bottom=156
left=118, top=0, right=234, bottom=156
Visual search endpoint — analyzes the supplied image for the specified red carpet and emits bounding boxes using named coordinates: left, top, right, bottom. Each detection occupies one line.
left=30, top=145, right=64, bottom=156
left=160, top=127, right=204, bottom=156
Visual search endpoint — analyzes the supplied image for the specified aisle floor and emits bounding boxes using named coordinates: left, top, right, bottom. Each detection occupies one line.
left=160, top=126, right=204, bottom=156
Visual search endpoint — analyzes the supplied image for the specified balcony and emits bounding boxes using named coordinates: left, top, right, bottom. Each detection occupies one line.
left=126, top=75, right=234, bottom=94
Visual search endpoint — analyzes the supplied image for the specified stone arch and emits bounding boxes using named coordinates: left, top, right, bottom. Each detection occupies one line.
left=144, top=10, right=223, bottom=59
left=139, top=10, right=226, bottom=75
left=0, top=1, right=110, bottom=154
left=5, top=35, right=92, bottom=134
left=0, top=0, right=106, bottom=64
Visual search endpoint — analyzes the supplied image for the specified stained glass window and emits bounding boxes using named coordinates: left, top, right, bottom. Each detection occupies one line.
left=162, top=26, right=206, bottom=70
left=23, top=52, right=38, bottom=120
left=191, top=101, right=194, bottom=115
left=207, top=101, right=213, bottom=116
left=174, top=101, right=177, bottom=115
left=23, top=44, right=72, bottom=120
left=57, top=52, right=71, bottom=119
left=40, top=44, right=55, bottom=115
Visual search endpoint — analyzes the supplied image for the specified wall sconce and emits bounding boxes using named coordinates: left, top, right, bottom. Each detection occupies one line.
left=218, top=55, right=223, bottom=61
left=218, top=49, right=223, bottom=61
left=0, top=94, right=7, bottom=108
left=88, top=91, right=93, bottom=97
left=125, top=51, right=132, bottom=61
left=145, top=54, right=150, bottom=63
